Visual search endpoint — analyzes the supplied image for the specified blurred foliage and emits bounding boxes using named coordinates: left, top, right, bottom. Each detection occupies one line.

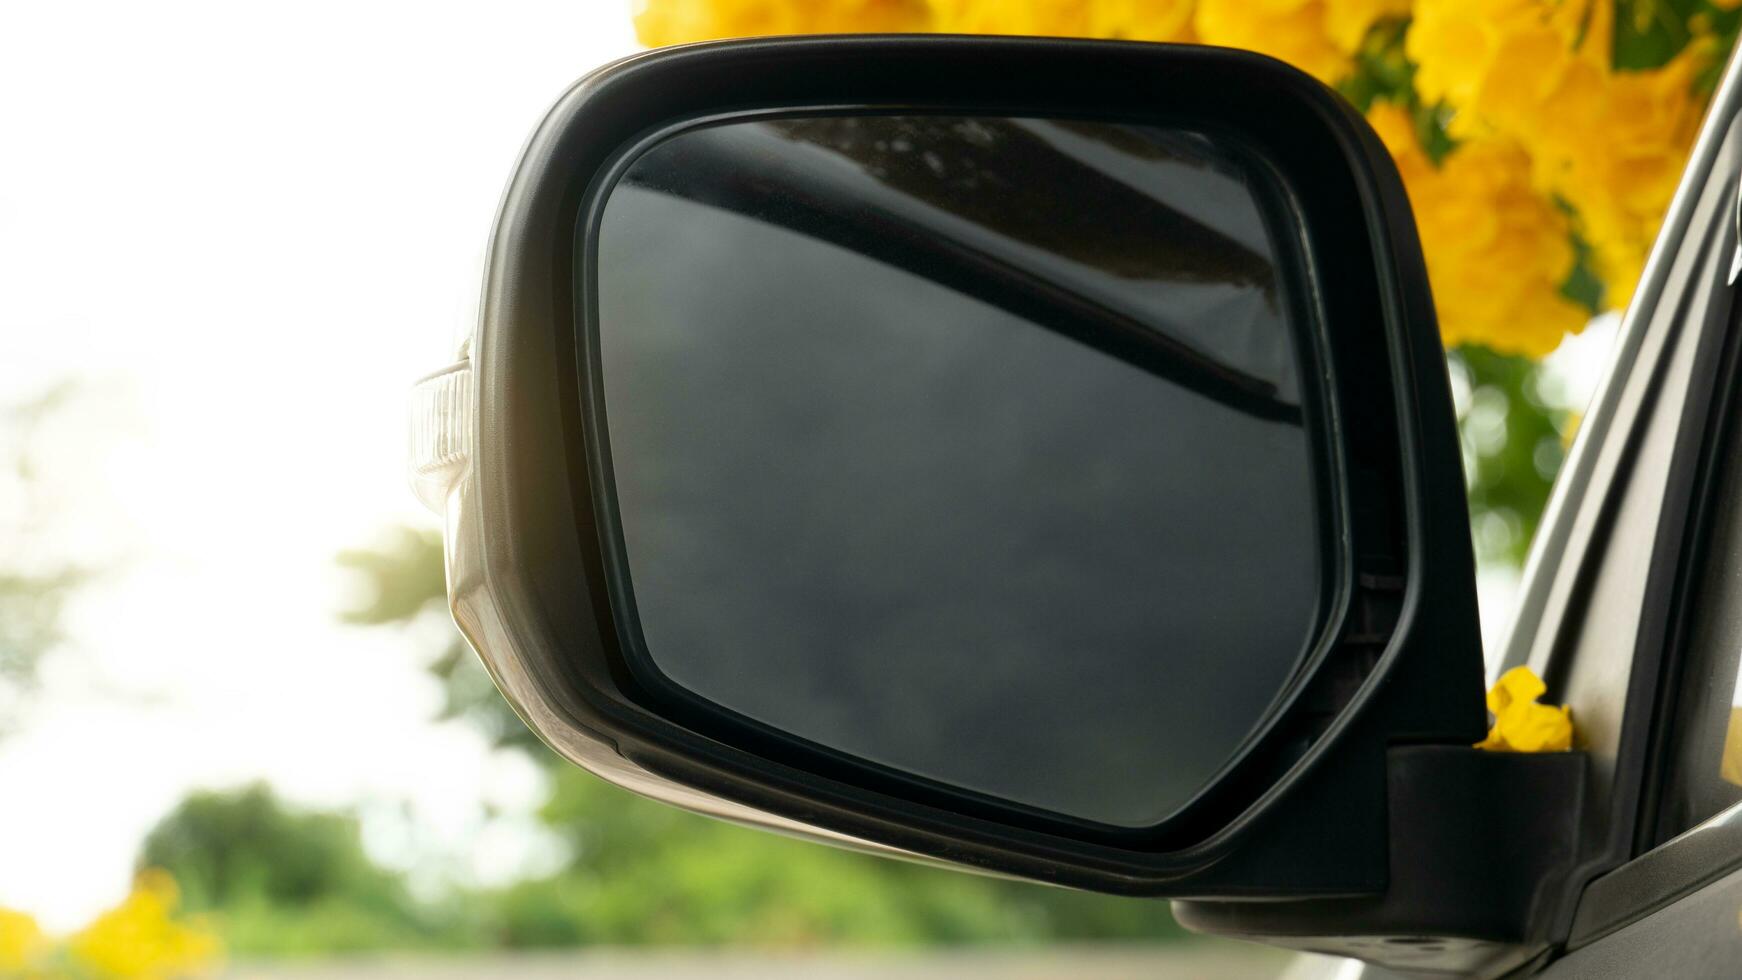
left=1, top=386, right=91, bottom=740
left=137, top=784, right=475, bottom=956
left=0, top=871, right=221, bottom=979
left=486, top=763, right=1181, bottom=948
left=340, top=528, right=539, bottom=754
left=336, top=528, right=448, bottom=629
left=0, top=567, right=81, bottom=729
left=1452, top=347, right=1576, bottom=568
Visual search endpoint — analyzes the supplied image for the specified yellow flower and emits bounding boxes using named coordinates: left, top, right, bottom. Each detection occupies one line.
left=1195, top=0, right=1342, bottom=82
left=1554, top=45, right=1708, bottom=303
left=65, top=870, right=221, bottom=980
left=1086, top=0, right=1199, bottom=40
left=0, top=908, right=49, bottom=974
left=1193, top=0, right=1399, bottom=82
left=1409, top=0, right=1705, bottom=311
left=1369, top=103, right=1586, bottom=356
left=1365, top=100, right=1430, bottom=177
left=634, top=0, right=932, bottom=46
left=1407, top=0, right=1601, bottom=114
left=1476, top=665, right=1575, bottom=753
left=1323, top=0, right=1412, bottom=53
left=929, top=0, right=1195, bottom=40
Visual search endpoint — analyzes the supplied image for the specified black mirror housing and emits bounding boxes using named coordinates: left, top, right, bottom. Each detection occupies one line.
left=433, top=34, right=1582, bottom=971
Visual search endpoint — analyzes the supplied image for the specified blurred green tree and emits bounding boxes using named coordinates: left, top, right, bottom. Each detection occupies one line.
left=138, top=783, right=478, bottom=955
left=1451, top=347, right=1576, bottom=570
left=140, top=783, right=409, bottom=912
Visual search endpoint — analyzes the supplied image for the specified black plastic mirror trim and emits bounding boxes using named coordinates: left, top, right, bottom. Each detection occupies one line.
left=468, top=35, right=1486, bottom=896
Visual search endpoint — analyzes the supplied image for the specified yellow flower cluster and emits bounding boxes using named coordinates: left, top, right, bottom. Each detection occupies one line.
left=0, top=870, right=221, bottom=980
left=1194, top=0, right=1410, bottom=81
left=928, top=0, right=1195, bottom=42
left=1408, top=0, right=1708, bottom=308
left=631, top=0, right=1720, bottom=357
left=634, top=0, right=931, bottom=45
left=0, top=909, right=49, bottom=976
left=1368, top=104, right=1588, bottom=355
left=635, top=0, right=1407, bottom=79
left=1476, top=665, right=1575, bottom=752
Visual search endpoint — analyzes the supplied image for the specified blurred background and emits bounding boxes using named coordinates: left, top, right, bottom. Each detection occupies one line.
left=2, top=1, right=1736, bottom=977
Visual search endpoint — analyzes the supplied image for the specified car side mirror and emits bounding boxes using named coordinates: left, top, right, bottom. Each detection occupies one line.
left=412, top=36, right=1587, bottom=974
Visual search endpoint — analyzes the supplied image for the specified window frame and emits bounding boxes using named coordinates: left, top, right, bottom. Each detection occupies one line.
left=1518, top=91, right=1742, bottom=948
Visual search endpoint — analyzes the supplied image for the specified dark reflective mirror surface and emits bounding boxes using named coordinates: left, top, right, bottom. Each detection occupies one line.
left=592, top=115, right=1325, bottom=829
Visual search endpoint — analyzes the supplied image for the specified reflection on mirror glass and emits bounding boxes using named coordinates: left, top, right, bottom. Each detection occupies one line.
left=594, top=115, right=1323, bottom=828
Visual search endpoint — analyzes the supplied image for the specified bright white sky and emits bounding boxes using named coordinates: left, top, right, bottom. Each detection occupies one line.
left=0, top=1, right=1623, bottom=933
left=0, top=0, right=637, bottom=928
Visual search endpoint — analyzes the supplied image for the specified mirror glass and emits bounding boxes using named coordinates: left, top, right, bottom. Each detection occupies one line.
left=592, top=114, right=1325, bottom=829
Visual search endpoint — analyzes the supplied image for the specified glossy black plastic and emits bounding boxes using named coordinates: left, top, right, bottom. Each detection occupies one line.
left=471, top=35, right=1486, bottom=896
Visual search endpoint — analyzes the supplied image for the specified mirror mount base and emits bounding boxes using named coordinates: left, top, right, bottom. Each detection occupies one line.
left=1174, top=746, right=1589, bottom=976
